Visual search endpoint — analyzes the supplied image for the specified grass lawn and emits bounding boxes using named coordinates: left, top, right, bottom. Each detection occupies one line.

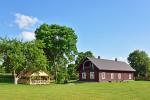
left=0, top=81, right=150, bottom=100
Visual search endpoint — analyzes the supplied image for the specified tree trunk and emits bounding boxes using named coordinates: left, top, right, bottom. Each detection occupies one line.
left=137, top=73, right=140, bottom=78
left=53, top=56, right=58, bottom=83
left=55, top=63, right=58, bottom=83
left=14, top=77, right=19, bottom=85
left=13, top=70, right=19, bottom=85
left=145, top=66, right=148, bottom=77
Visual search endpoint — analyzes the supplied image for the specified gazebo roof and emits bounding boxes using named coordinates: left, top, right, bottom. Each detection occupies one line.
left=31, top=71, right=49, bottom=76
left=22, top=71, right=49, bottom=77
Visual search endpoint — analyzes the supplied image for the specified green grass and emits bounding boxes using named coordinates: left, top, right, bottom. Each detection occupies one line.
left=0, top=81, right=150, bottom=100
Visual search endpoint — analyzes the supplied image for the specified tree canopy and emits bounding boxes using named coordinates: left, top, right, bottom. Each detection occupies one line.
left=128, top=50, right=150, bottom=77
left=0, top=38, right=48, bottom=84
left=0, top=39, right=25, bottom=74
left=35, top=24, right=78, bottom=83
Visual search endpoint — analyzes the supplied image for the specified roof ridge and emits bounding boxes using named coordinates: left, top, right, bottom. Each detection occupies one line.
left=87, top=57, right=126, bottom=63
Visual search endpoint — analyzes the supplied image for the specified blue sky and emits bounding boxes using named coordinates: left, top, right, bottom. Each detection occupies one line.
left=0, top=0, right=150, bottom=62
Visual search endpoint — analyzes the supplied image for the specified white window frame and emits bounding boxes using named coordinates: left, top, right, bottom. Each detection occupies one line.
left=129, top=74, right=132, bottom=79
left=90, top=72, right=94, bottom=79
left=82, top=72, right=86, bottom=79
left=102, top=72, right=105, bottom=79
left=118, top=73, right=121, bottom=79
left=111, top=73, right=114, bottom=79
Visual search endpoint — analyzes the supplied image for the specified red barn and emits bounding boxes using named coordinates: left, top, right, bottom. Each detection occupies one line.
left=77, top=57, right=135, bottom=82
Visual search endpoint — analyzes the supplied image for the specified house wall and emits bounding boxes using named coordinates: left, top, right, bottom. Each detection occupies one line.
left=78, top=58, right=134, bottom=82
left=98, top=71, right=134, bottom=82
left=79, top=58, right=99, bottom=82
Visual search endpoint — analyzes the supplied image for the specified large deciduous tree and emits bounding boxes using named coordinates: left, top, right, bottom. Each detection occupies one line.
left=0, top=38, right=48, bottom=84
left=35, top=24, right=78, bottom=83
left=0, top=39, right=25, bottom=84
left=128, top=50, right=150, bottom=77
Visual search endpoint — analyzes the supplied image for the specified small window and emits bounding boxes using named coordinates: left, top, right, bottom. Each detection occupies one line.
left=90, top=63, right=94, bottom=72
left=111, top=73, right=114, bottom=79
left=102, top=72, right=105, bottom=79
left=129, top=74, right=132, bottom=79
left=90, top=72, right=94, bottom=79
left=118, top=73, right=121, bottom=79
left=82, top=72, right=86, bottom=79
left=83, top=66, right=85, bottom=72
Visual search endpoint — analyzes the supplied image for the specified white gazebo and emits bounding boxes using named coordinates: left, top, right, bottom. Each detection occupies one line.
left=18, top=71, right=50, bottom=85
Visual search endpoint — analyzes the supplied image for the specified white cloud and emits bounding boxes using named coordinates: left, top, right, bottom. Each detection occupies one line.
left=20, top=31, right=36, bottom=41
left=15, top=13, right=39, bottom=29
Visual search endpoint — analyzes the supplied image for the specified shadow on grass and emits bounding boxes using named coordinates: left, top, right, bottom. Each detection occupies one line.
left=68, top=80, right=98, bottom=85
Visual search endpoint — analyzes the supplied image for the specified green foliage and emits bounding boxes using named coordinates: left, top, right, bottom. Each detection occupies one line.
left=35, top=24, right=78, bottom=62
left=0, top=39, right=25, bottom=73
left=75, top=51, right=94, bottom=69
left=35, top=24, right=78, bottom=82
left=0, top=73, right=13, bottom=83
left=23, top=40, right=48, bottom=72
left=67, top=64, right=78, bottom=80
left=0, top=66, right=5, bottom=73
left=0, top=38, right=48, bottom=84
left=128, top=50, right=150, bottom=77
left=56, top=67, right=68, bottom=84
left=57, top=71, right=65, bottom=84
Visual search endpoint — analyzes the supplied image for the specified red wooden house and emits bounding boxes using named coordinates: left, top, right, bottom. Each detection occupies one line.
left=77, top=57, right=135, bottom=82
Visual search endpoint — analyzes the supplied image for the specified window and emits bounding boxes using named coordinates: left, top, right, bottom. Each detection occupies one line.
left=129, top=74, right=132, bottom=79
left=102, top=72, right=105, bottom=79
left=118, top=73, right=121, bottom=79
left=111, top=73, right=114, bottom=79
left=82, top=72, right=86, bottom=79
left=83, top=66, right=85, bottom=72
left=90, top=72, right=94, bottom=79
left=90, top=63, right=94, bottom=72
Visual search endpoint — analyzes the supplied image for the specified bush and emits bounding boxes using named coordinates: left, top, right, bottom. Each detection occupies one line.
left=135, top=77, right=150, bottom=81
left=68, top=73, right=78, bottom=80
left=55, top=66, right=69, bottom=84
left=56, top=71, right=66, bottom=84
left=0, top=66, right=5, bottom=73
left=64, top=79, right=68, bottom=84
left=0, top=73, right=13, bottom=83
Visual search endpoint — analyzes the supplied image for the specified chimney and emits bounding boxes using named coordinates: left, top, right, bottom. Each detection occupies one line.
left=98, top=56, right=101, bottom=59
left=115, top=58, right=117, bottom=62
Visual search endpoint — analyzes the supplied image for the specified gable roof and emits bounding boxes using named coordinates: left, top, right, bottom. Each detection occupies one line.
left=87, top=57, right=135, bottom=72
left=31, top=71, right=49, bottom=76
left=21, top=70, right=49, bottom=77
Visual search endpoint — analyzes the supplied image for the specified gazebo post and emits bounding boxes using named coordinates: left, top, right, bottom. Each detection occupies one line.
left=46, top=76, right=48, bottom=84
left=48, top=76, right=50, bottom=83
left=29, top=76, right=31, bottom=85
left=40, top=76, right=41, bottom=85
